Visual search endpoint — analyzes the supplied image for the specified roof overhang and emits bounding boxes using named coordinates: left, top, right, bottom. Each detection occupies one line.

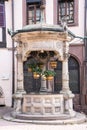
left=26, top=0, right=41, bottom=4
left=10, top=24, right=75, bottom=43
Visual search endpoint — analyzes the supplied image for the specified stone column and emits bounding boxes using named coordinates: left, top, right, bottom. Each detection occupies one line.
left=62, top=57, right=70, bottom=93
left=13, top=42, right=26, bottom=113
left=16, top=42, right=26, bottom=94
left=40, top=65, right=47, bottom=93
left=60, top=42, right=76, bottom=117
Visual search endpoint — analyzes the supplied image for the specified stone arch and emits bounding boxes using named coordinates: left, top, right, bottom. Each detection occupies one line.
left=69, top=56, right=80, bottom=94
left=69, top=53, right=81, bottom=66
left=22, top=40, right=64, bottom=62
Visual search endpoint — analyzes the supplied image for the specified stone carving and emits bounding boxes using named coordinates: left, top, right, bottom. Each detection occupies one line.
left=13, top=93, right=23, bottom=113
left=22, top=40, right=64, bottom=61
left=22, top=94, right=64, bottom=115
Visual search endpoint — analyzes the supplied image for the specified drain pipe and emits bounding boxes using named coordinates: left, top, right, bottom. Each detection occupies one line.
left=84, top=0, right=87, bottom=58
left=83, top=0, right=87, bottom=106
left=11, top=0, right=15, bottom=107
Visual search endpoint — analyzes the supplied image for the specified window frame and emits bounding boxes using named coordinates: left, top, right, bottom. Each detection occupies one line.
left=0, top=1, right=6, bottom=48
left=27, top=3, right=41, bottom=24
left=57, top=0, right=78, bottom=26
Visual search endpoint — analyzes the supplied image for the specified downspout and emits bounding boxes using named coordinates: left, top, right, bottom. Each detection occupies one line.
left=83, top=0, right=87, bottom=105
left=84, top=0, right=87, bottom=57
left=11, top=0, right=15, bottom=107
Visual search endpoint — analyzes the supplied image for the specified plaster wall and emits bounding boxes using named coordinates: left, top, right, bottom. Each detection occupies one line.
left=5, top=1, right=12, bottom=48
left=46, top=0, right=53, bottom=24
left=69, top=0, right=85, bottom=38
left=0, top=1, right=13, bottom=106
left=0, top=50, right=12, bottom=106
left=13, top=0, right=23, bottom=30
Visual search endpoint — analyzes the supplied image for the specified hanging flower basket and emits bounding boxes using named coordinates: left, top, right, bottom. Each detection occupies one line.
left=46, top=76, right=54, bottom=80
left=33, top=72, right=40, bottom=79
left=50, top=61, right=57, bottom=68
left=28, top=67, right=32, bottom=72
left=43, top=70, right=56, bottom=81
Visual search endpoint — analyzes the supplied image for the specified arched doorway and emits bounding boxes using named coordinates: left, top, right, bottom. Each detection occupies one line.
left=69, top=56, right=80, bottom=94
left=54, top=56, right=80, bottom=94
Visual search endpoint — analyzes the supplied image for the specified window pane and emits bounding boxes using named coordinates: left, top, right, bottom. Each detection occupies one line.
left=27, top=5, right=41, bottom=24
left=36, top=9, right=41, bottom=23
left=0, top=27, right=2, bottom=41
left=0, top=4, right=5, bottom=27
left=0, top=6, right=3, bottom=12
left=58, top=0, right=74, bottom=24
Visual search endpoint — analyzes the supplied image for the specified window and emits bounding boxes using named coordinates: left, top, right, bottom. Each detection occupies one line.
left=0, top=1, right=6, bottom=48
left=57, top=0, right=78, bottom=26
left=27, top=4, right=41, bottom=24
left=27, top=0, right=42, bottom=24
left=0, top=3, right=5, bottom=27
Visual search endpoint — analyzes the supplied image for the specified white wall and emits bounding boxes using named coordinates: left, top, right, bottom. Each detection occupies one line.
left=69, top=0, right=85, bottom=38
left=14, top=0, right=23, bottom=30
left=46, top=0, right=54, bottom=24
left=5, top=0, right=12, bottom=48
left=0, top=1, right=13, bottom=106
left=0, top=50, right=12, bottom=106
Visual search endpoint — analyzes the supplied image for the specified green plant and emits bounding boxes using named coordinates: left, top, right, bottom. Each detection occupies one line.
left=33, top=66, right=42, bottom=75
left=43, top=70, right=56, bottom=77
left=28, top=62, right=42, bottom=74
left=28, top=63, right=37, bottom=72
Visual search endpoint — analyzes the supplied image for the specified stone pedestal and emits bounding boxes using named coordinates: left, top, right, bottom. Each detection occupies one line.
left=22, top=94, right=64, bottom=118
left=13, top=93, right=23, bottom=113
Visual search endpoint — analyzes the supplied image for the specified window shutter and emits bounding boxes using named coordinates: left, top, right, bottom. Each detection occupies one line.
left=0, top=4, right=5, bottom=27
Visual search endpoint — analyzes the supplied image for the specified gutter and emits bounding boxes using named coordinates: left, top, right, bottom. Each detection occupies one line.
left=84, top=0, right=87, bottom=61
left=11, top=0, right=15, bottom=107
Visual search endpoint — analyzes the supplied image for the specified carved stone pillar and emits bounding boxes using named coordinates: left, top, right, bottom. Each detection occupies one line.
left=62, top=56, right=70, bottom=93
left=13, top=42, right=26, bottom=113
left=60, top=42, right=76, bottom=117
left=16, top=53, right=24, bottom=92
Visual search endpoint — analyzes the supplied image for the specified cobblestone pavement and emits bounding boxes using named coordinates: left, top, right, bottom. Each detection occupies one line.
left=0, top=106, right=87, bottom=130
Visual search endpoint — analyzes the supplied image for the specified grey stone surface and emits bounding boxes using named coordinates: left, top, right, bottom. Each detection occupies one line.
left=0, top=106, right=87, bottom=130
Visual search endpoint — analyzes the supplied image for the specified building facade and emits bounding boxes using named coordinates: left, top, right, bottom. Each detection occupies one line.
left=0, top=0, right=87, bottom=113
